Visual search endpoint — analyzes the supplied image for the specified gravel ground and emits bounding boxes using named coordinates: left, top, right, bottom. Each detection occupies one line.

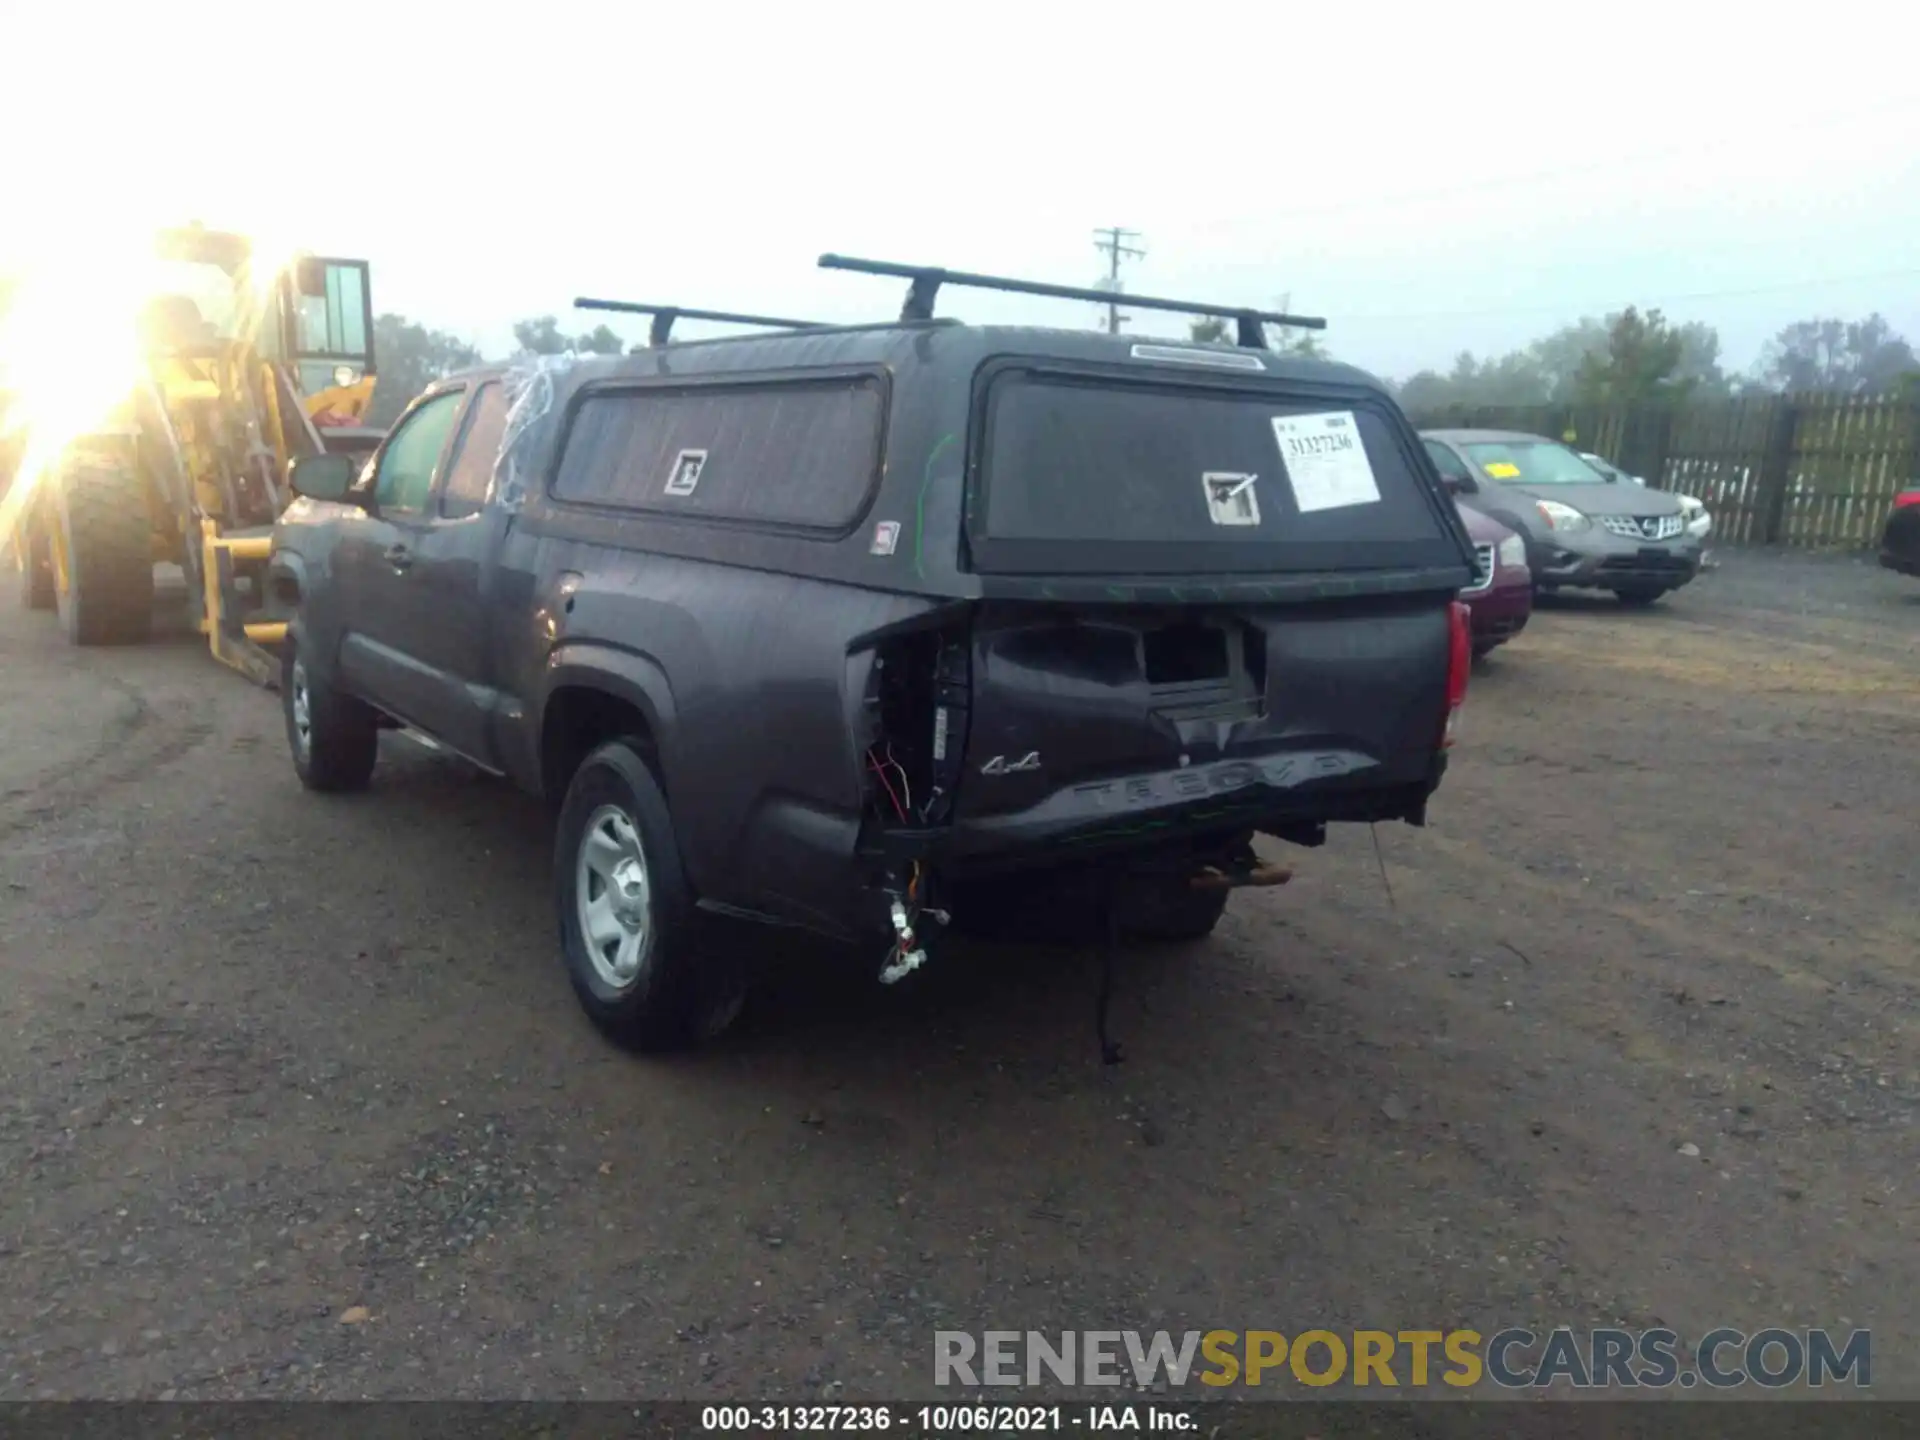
left=0, top=553, right=1915, bottom=1403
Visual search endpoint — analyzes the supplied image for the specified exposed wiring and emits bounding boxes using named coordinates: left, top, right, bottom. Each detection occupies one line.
left=1370, top=821, right=1395, bottom=911
left=866, top=743, right=914, bottom=820
left=884, top=743, right=913, bottom=815
left=867, top=753, right=907, bottom=819
left=1094, top=872, right=1124, bottom=1066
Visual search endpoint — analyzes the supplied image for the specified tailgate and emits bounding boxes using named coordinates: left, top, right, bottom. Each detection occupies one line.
left=953, top=599, right=1452, bottom=824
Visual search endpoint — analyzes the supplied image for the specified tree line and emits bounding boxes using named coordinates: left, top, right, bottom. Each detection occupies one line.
left=366, top=304, right=1920, bottom=429
left=1393, top=309, right=1918, bottom=412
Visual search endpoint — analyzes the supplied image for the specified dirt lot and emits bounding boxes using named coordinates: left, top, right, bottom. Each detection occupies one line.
left=1, top=553, right=1915, bottom=1402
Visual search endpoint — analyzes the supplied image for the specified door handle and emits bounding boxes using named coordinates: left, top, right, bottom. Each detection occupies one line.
left=383, top=543, right=414, bottom=572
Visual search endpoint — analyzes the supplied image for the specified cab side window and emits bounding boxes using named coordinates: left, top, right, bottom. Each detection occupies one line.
left=374, top=390, right=465, bottom=514
left=439, top=382, right=510, bottom=520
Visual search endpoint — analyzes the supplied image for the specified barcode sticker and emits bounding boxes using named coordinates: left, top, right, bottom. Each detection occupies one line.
left=1271, top=411, right=1381, bottom=514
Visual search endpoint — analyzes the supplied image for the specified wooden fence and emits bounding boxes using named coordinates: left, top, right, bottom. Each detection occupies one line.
left=1408, top=393, right=1920, bottom=548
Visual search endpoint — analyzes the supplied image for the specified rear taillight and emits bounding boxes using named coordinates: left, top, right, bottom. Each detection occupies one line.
left=1442, top=600, right=1471, bottom=748
left=1893, top=490, right=1920, bottom=510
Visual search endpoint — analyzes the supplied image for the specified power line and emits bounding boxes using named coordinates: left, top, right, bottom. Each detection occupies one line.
left=1093, top=226, right=1146, bottom=334
left=1334, top=266, right=1920, bottom=324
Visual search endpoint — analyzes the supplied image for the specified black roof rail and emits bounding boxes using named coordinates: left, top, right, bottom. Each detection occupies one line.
left=573, top=297, right=825, bottom=348
left=816, top=254, right=1327, bottom=351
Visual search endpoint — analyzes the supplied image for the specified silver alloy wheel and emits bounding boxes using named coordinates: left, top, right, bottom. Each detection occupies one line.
left=575, top=802, right=653, bottom=989
left=289, top=659, right=313, bottom=760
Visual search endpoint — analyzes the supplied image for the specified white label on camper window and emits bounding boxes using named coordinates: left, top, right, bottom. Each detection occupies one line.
left=663, top=448, right=707, bottom=496
left=1271, top=411, right=1381, bottom=514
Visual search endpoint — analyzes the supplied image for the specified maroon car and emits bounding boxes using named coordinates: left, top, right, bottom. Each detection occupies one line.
left=1457, top=504, right=1532, bottom=657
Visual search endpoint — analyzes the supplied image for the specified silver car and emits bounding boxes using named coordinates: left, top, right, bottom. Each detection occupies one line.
left=1578, top=452, right=1713, bottom=541
left=1420, top=429, right=1705, bottom=607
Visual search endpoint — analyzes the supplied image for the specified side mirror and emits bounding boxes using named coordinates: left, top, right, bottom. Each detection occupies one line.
left=1442, top=473, right=1477, bottom=496
left=289, top=452, right=360, bottom=503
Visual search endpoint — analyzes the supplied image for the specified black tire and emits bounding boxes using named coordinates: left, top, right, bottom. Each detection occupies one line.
left=1472, top=639, right=1498, bottom=660
left=553, top=739, right=745, bottom=1052
left=1125, top=879, right=1231, bottom=943
left=17, top=521, right=55, bottom=611
left=52, top=461, right=154, bottom=645
left=945, top=871, right=1095, bottom=945
left=283, top=636, right=379, bottom=792
left=1612, top=586, right=1666, bottom=607
left=948, top=866, right=1232, bottom=945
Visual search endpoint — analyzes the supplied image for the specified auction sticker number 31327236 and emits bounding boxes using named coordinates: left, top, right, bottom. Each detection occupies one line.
left=1271, top=411, right=1382, bottom=514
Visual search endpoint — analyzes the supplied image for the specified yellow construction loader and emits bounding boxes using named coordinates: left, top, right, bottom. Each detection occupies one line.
left=3, top=223, right=381, bottom=683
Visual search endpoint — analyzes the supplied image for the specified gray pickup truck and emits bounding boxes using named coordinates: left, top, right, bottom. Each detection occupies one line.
left=268, top=257, right=1478, bottom=1050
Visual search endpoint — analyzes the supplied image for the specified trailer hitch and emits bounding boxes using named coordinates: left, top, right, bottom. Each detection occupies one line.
left=1188, top=840, right=1293, bottom=892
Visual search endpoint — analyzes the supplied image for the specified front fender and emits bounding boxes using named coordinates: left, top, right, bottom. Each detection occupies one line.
left=269, top=546, right=343, bottom=682
left=266, top=545, right=310, bottom=605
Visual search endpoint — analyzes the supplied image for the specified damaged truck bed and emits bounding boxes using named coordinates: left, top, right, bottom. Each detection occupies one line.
left=267, top=257, right=1479, bottom=1050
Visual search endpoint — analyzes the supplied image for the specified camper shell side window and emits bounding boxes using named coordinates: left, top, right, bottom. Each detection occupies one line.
left=549, top=370, right=889, bottom=537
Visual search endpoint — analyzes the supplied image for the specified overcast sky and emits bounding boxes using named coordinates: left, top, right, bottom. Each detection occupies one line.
left=7, top=0, right=1917, bottom=380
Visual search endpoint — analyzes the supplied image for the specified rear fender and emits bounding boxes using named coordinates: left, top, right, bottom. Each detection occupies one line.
left=531, top=642, right=680, bottom=792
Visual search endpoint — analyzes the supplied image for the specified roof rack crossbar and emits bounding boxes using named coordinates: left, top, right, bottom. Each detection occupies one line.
left=816, top=254, right=1326, bottom=350
left=572, top=297, right=825, bottom=347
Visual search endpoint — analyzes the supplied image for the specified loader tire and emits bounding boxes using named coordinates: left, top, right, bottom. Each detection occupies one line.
left=53, top=462, right=154, bottom=645
left=17, top=521, right=56, bottom=611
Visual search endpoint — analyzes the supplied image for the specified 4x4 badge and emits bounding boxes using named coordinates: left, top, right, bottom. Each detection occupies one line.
left=980, top=752, right=1041, bottom=775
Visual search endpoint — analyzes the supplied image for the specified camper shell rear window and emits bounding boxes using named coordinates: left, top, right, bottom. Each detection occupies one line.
left=967, top=365, right=1459, bottom=576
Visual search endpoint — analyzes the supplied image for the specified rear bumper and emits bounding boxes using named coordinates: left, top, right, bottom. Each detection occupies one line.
left=1880, top=548, right=1920, bottom=577
left=878, top=748, right=1448, bottom=881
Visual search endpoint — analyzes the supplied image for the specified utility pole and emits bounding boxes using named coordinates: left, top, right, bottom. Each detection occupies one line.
left=1092, top=226, right=1146, bottom=334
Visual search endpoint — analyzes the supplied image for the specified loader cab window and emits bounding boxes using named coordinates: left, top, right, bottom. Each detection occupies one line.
left=289, top=260, right=374, bottom=396
left=374, top=390, right=464, bottom=515
left=293, top=261, right=370, bottom=357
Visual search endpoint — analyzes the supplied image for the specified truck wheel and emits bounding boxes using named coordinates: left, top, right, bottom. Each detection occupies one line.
left=53, top=461, right=154, bottom=645
left=554, top=739, right=745, bottom=1051
left=17, top=522, right=55, bottom=611
left=283, top=638, right=379, bottom=792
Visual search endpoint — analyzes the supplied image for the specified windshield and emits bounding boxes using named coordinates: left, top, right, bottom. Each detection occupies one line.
left=1462, top=439, right=1609, bottom=486
left=146, top=260, right=244, bottom=340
